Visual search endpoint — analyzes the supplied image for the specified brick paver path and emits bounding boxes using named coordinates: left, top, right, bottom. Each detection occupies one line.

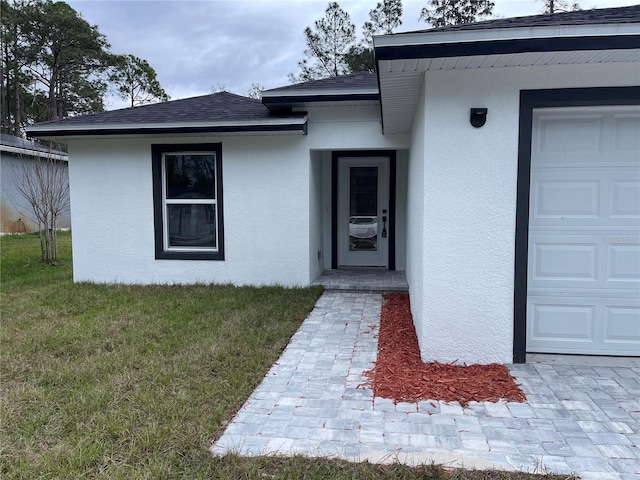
left=212, top=292, right=640, bottom=480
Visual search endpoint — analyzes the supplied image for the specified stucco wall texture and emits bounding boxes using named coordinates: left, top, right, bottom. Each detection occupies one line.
left=412, top=62, right=639, bottom=365
left=68, top=136, right=311, bottom=286
left=62, top=61, right=638, bottom=365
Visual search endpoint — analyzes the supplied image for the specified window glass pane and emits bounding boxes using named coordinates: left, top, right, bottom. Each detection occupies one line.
left=349, top=166, right=378, bottom=252
left=165, top=154, right=215, bottom=199
left=167, top=204, right=216, bottom=248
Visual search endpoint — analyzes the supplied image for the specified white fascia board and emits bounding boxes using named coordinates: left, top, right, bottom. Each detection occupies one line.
left=0, top=144, right=68, bottom=161
left=374, top=23, right=639, bottom=48
left=25, top=116, right=308, bottom=134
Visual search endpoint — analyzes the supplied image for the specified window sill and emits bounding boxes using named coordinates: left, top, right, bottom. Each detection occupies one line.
left=155, top=250, right=224, bottom=261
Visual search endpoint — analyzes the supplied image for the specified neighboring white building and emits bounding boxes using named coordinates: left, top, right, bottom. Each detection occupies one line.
left=0, top=134, right=70, bottom=234
left=27, top=6, right=640, bottom=364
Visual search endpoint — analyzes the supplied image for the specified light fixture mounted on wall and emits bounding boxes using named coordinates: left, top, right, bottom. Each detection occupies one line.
left=470, top=108, right=488, bottom=128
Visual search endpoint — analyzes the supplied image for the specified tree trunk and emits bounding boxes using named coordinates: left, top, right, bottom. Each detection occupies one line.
left=49, top=67, right=58, bottom=121
left=13, top=64, right=21, bottom=134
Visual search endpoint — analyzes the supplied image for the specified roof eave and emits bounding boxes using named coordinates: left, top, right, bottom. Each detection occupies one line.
left=262, top=91, right=380, bottom=110
left=26, top=117, right=309, bottom=139
left=0, top=144, right=68, bottom=161
left=375, top=27, right=640, bottom=135
left=375, top=33, right=640, bottom=62
left=374, top=22, right=640, bottom=49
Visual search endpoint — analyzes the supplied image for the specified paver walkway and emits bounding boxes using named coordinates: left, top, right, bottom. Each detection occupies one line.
left=212, top=292, right=640, bottom=480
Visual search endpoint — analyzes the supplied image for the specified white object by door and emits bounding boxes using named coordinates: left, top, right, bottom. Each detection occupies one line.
left=527, top=105, right=640, bottom=356
left=338, top=156, right=389, bottom=267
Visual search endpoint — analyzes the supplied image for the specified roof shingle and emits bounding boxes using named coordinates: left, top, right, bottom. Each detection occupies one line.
left=394, top=5, right=640, bottom=35
left=264, top=72, right=378, bottom=94
left=31, top=91, right=305, bottom=128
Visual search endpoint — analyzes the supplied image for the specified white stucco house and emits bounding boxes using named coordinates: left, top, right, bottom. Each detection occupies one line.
left=27, top=6, right=640, bottom=364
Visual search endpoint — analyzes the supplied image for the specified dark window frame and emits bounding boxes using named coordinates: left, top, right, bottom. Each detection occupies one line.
left=152, top=143, right=225, bottom=260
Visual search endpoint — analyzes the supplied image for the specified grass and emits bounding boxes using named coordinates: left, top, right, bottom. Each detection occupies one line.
left=1, top=232, right=577, bottom=479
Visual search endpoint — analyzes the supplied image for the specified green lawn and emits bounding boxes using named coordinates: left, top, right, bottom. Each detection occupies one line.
left=0, top=233, right=576, bottom=479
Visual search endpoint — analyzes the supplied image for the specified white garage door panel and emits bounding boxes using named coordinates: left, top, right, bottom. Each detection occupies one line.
left=529, top=233, right=640, bottom=289
left=530, top=168, right=640, bottom=227
left=527, top=296, right=640, bottom=355
left=614, top=114, right=640, bottom=151
left=537, top=115, right=604, bottom=155
left=528, top=106, right=640, bottom=356
left=529, top=301, right=596, bottom=342
left=535, top=112, right=640, bottom=165
left=608, top=243, right=640, bottom=281
left=605, top=306, right=640, bottom=344
left=533, top=179, right=599, bottom=218
left=612, top=180, right=640, bottom=217
left=530, top=240, right=597, bottom=282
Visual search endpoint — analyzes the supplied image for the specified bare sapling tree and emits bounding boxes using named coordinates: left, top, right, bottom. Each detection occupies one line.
left=13, top=147, right=70, bottom=263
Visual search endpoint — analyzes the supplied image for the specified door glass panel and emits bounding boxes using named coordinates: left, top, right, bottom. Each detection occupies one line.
left=349, top=166, right=378, bottom=252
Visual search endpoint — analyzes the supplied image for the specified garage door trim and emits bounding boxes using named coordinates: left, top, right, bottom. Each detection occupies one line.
left=513, top=86, right=640, bottom=363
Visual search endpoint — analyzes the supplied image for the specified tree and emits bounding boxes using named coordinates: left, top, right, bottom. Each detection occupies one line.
left=2, top=0, right=169, bottom=134
left=211, top=83, right=227, bottom=93
left=13, top=148, right=70, bottom=263
left=109, top=54, right=169, bottom=107
left=290, top=2, right=356, bottom=82
left=420, top=0, right=494, bottom=27
left=362, top=0, right=403, bottom=47
left=344, top=44, right=375, bottom=73
left=246, top=83, right=264, bottom=99
left=540, top=0, right=580, bottom=13
left=345, top=0, right=403, bottom=73
left=1, top=0, right=114, bottom=135
left=21, top=0, right=112, bottom=121
left=1, top=0, right=31, bottom=135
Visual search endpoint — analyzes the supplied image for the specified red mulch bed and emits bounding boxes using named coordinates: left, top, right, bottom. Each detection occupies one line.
left=364, top=293, right=526, bottom=407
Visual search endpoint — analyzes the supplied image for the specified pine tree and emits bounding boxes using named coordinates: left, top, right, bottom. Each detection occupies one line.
left=363, top=0, right=403, bottom=47
left=109, top=54, right=169, bottom=107
left=420, top=0, right=494, bottom=27
left=290, top=2, right=356, bottom=82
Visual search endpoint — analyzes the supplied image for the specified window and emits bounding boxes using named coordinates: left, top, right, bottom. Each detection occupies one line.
left=152, top=143, right=224, bottom=260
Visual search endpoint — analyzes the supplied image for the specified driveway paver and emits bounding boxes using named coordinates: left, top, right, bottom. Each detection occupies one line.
left=212, top=292, right=640, bottom=479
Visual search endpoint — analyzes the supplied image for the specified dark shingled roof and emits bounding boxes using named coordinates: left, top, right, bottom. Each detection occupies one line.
left=394, top=5, right=640, bottom=35
left=30, top=91, right=305, bottom=128
left=27, top=5, right=637, bottom=135
left=264, top=72, right=378, bottom=94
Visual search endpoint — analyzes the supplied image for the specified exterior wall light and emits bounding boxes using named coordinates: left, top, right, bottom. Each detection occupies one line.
left=470, top=108, right=488, bottom=128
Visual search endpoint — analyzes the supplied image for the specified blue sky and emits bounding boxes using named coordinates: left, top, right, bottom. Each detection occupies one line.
left=66, top=0, right=638, bottom=109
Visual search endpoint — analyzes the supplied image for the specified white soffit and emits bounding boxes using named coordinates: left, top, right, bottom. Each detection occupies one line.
left=379, top=48, right=640, bottom=74
left=376, top=23, right=640, bottom=134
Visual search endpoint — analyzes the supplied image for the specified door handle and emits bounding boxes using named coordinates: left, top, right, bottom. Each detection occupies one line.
left=381, top=210, right=387, bottom=238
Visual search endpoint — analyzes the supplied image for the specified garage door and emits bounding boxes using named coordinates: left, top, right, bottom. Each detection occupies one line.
left=527, top=105, right=640, bottom=356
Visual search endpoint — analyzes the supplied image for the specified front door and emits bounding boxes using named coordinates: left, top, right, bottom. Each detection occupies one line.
left=337, top=156, right=389, bottom=267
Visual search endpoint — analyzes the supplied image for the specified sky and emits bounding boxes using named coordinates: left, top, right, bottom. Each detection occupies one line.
left=65, top=0, right=639, bottom=109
